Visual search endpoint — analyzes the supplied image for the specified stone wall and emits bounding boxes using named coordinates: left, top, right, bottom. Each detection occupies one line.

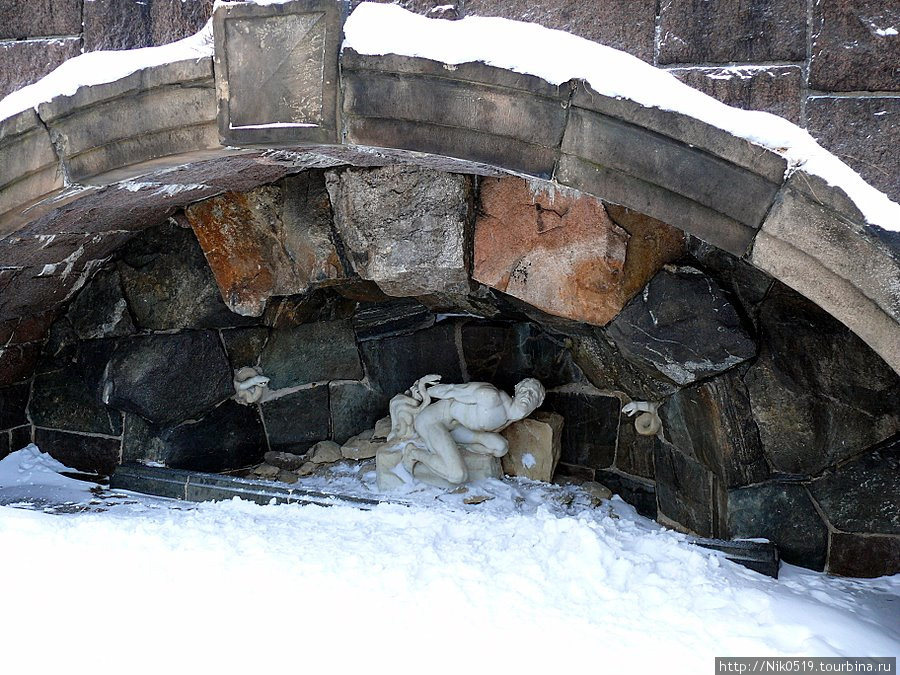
left=1, top=0, right=896, bottom=203
left=1, top=163, right=897, bottom=577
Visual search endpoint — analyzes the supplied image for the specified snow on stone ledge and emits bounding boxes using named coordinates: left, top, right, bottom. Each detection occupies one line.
left=0, top=21, right=214, bottom=122
left=344, top=2, right=900, bottom=233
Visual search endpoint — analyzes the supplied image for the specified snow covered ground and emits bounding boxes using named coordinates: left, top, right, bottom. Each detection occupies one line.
left=1, top=445, right=898, bottom=675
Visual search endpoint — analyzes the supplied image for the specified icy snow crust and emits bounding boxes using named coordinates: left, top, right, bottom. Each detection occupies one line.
left=0, top=1, right=897, bottom=233
left=1, top=446, right=899, bottom=675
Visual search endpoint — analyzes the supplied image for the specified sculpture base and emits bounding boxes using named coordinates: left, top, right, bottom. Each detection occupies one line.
left=376, top=445, right=502, bottom=491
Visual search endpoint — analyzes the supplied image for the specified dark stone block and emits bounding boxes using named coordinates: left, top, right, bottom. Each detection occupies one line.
left=30, top=341, right=123, bottom=436
left=259, top=320, right=363, bottom=390
left=655, top=440, right=723, bottom=537
left=463, top=0, right=656, bottom=62
left=670, top=66, right=803, bottom=125
left=809, top=0, right=900, bottom=92
left=0, top=383, right=29, bottom=430
left=0, top=0, right=83, bottom=39
left=658, top=0, right=806, bottom=64
left=0, top=38, right=81, bottom=100
left=728, top=482, right=828, bottom=571
left=746, top=286, right=900, bottom=476
left=606, top=267, right=756, bottom=386
left=110, top=463, right=188, bottom=501
left=807, top=97, right=900, bottom=204
left=67, top=265, right=135, bottom=340
left=687, top=237, right=774, bottom=320
left=0, top=343, right=41, bottom=387
left=562, top=108, right=779, bottom=230
left=9, top=311, right=58, bottom=345
left=461, top=322, right=516, bottom=384
left=263, top=290, right=357, bottom=329
left=353, top=299, right=435, bottom=342
left=261, top=386, right=331, bottom=453
left=117, top=222, right=253, bottom=331
left=572, top=328, right=679, bottom=401
left=104, top=331, right=233, bottom=426
left=221, top=327, right=269, bottom=370
left=124, top=401, right=267, bottom=473
left=662, top=371, right=769, bottom=489
left=596, top=469, right=657, bottom=519
left=360, top=322, right=464, bottom=398
left=330, top=382, right=388, bottom=444
left=810, top=443, right=900, bottom=535
left=542, top=390, right=619, bottom=470
left=555, top=462, right=596, bottom=482
left=828, top=532, right=900, bottom=578
left=614, top=419, right=656, bottom=480
left=0, top=431, right=7, bottom=460
left=10, top=425, right=31, bottom=452
left=33, top=427, right=121, bottom=476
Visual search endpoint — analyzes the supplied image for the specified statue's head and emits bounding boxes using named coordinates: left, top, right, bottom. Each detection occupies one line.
left=514, top=378, right=545, bottom=413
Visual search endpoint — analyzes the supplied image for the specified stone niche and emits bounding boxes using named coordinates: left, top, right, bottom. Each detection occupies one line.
left=8, top=165, right=900, bottom=578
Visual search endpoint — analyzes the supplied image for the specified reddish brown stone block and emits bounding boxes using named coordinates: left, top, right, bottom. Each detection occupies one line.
left=185, top=176, right=344, bottom=317
left=474, top=177, right=629, bottom=326
left=828, top=532, right=900, bottom=578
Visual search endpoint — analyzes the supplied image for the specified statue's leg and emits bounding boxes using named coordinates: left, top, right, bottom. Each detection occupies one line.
left=412, top=404, right=468, bottom=484
left=450, top=427, right=509, bottom=457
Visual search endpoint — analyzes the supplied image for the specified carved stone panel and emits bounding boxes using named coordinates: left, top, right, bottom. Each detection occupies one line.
left=214, top=0, right=344, bottom=145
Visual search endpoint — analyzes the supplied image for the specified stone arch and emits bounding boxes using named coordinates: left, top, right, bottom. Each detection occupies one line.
left=0, top=1, right=897, bottom=376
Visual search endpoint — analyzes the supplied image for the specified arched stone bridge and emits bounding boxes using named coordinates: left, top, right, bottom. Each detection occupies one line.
left=1, top=0, right=898, bottom=373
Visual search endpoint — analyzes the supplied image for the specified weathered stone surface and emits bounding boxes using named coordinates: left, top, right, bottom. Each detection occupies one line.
left=828, top=533, right=900, bottom=578
left=501, top=411, right=563, bottom=482
left=542, top=390, right=619, bottom=470
left=595, top=469, right=657, bottom=519
left=341, top=53, right=569, bottom=178
left=259, top=320, right=363, bottom=390
left=474, top=177, right=629, bottom=326
left=571, top=329, right=679, bottom=401
left=185, top=173, right=344, bottom=316
left=263, top=289, right=356, bottom=329
left=613, top=418, right=656, bottom=480
left=326, top=165, right=471, bottom=297
left=464, top=0, right=657, bottom=63
left=83, top=0, right=212, bottom=51
left=0, top=0, right=83, bottom=39
left=214, top=0, right=343, bottom=145
left=606, top=267, right=756, bottom=386
left=330, top=382, right=387, bottom=445
left=66, top=265, right=135, bottom=340
left=34, top=428, right=121, bottom=476
left=352, top=299, right=435, bottom=342
left=810, top=0, right=900, bottom=92
left=669, top=66, right=803, bottom=124
left=221, top=327, right=269, bottom=370
left=308, top=440, right=342, bottom=464
left=807, top=97, right=900, bottom=204
left=264, top=450, right=307, bottom=472
left=658, top=0, right=806, bottom=64
left=104, top=331, right=233, bottom=426
left=252, top=463, right=281, bottom=479
left=124, top=401, right=266, bottom=473
left=260, top=386, right=330, bottom=453
left=687, top=237, right=774, bottom=318
left=603, top=204, right=686, bottom=301
left=745, top=287, right=900, bottom=476
left=0, top=383, right=29, bottom=430
left=0, top=38, right=81, bottom=100
left=728, top=482, right=829, bottom=571
left=662, top=371, right=769, bottom=488
left=655, top=440, right=723, bottom=538
left=341, top=432, right=383, bottom=460
left=461, top=322, right=517, bottom=384
left=360, top=322, right=463, bottom=398
left=118, top=223, right=252, bottom=331
left=810, top=443, right=900, bottom=535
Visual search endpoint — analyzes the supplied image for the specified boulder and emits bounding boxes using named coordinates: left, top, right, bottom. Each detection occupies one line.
left=259, top=320, right=363, bottom=390
left=542, top=390, right=619, bottom=471
left=260, top=386, right=330, bottom=453
left=340, top=432, right=384, bottom=461
left=66, top=264, right=134, bottom=340
left=500, top=411, right=564, bottom=482
left=606, top=266, right=756, bottom=386
left=330, top=381, right=388, bottom=445
left=185, top=173, right=344, bottom=316
left=745, top=286, right=900, bottom=476
left=103, top=331, right=233, bottom=426
left=264, top=450, right=307, bottom=472
left=654, top=439, right=724, bottom=538
left=308, top=440, right=342, bottom=464
left=325, top=165, right=471, bottom=297
left=474, top=176, right=629, bottom=326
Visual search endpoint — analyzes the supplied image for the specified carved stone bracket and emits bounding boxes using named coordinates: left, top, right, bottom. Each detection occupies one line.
left=213, top=0, right=346, bottom=146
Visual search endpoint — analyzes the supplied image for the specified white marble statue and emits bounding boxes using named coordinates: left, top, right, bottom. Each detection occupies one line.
left=387, top=375, right=546, bottom=485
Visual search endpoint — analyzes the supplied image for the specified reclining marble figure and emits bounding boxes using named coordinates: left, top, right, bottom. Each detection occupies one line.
left=387, top=375, right=546, bottom=485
